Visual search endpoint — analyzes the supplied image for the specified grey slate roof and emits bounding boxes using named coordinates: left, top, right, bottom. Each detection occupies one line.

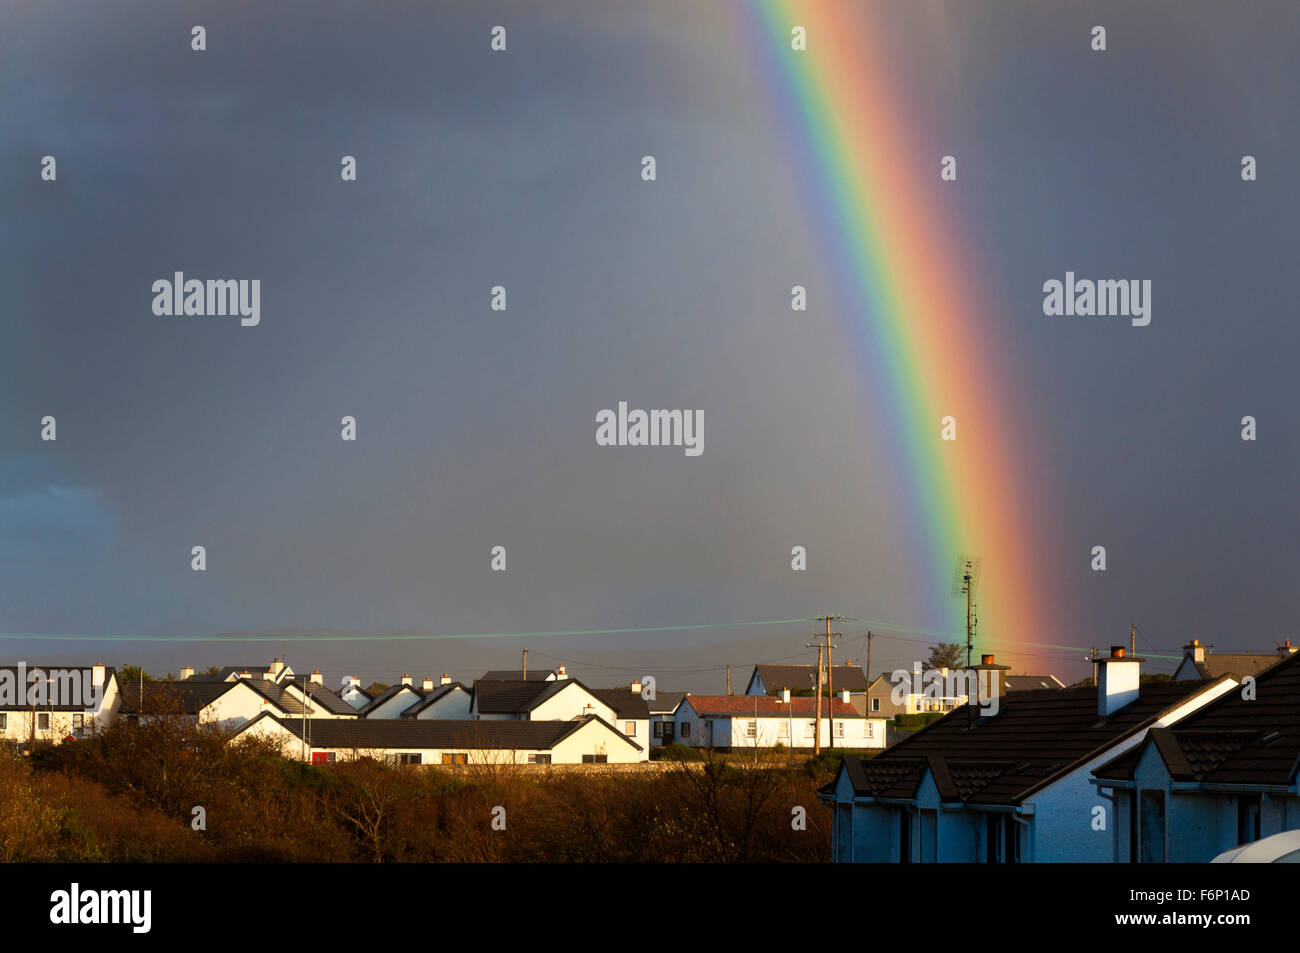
left=588, top=688, right=651, bottom=718
left=749, top=663, right=869, bottom=694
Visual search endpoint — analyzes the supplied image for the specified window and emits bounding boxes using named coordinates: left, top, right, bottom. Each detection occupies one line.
left=0, top=713, right=7, bottom=730
left=746, top=720, right=757, bottom=738
left=1140, top=790, right=1165, bottom=863
left=804, top=721, right=815, bottom=738
left=1237, top=794, right=1261, bottom=845
left=397, top=753, right=422, bottom=765
left=834, top=721, right=844, bottom=738
left=37, top=712, right=50, bottom=731
left=528, top=753, right=551, bottom=764
left=653, top=722, right=665, bottom=738
left=582, top=754, right=608, bottom=764
left=625, top=721, right=636, bottom=736
left=871, top=697, right=881, bottom=712
left=985, top=815, right=1021, bottom=863
left=72, top=714, right=85, bottom=736
left=778, top=721, right=790, bottom=737
left=311, top=752, right=336, bottom=764
left=899, top=811, right=912, bottom=864
left=442, top=752, right=468, bottom=765
left=680, top=722, right=690, bottom=739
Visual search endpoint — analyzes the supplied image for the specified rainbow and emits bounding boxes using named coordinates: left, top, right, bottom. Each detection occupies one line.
left=733, top=2, right=1054, bottom=665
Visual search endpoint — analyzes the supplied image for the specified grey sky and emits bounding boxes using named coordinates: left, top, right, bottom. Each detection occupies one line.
left=1, top=1, right=1295, bottom=691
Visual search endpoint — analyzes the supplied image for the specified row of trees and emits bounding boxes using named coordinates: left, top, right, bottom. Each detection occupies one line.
left=1, top=715, right=833, bottom=862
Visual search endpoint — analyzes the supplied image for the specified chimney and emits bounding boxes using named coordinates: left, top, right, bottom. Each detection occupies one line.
left=269, top=658, right=285, bottom=677
left=556, top=665, right=567, bottom=680
left=781, top=687, right=791, bottom=704
left=240, top=669, right=251, bottom=679
left=440, top=673, right=451, bottom=685
left=1097, top=645, right=1141, bottom=717
left=401, top=673, right=412, bottom=686
left=1278, top=640, right=1296, bottom=657
left=970, top=654, right=1010, bottom=704
left=179, top=665, right=195, bottom=680
left=630, top=680, right=642, bottom=695
left=422, top=676, right=435, bottom=691
left=840, top=689, right=850, bottom=704
left=263, top=667, right=276, bottom=681
left=1183, top=639, right=1206, bottom=664
left=309, top=669, right=323, bottom=685
left=92, top=663, right=106, bottom=687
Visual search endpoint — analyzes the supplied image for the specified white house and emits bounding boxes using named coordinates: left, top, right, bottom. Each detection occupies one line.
left=0, top=663, right=121, bottom=745
left=647, top=691, right=689, bottom=747
left=819, top=647, right=1239, bottom=863
left=401, top=681, right=472, bottom=719
left=469, top=676, right=649, bottom=760
left=123, top=669, right=358, bottom=729
left=1092, top=647, right=1300, bottom=862
left=675, top=691, right=884, bottom=750
left=236, top=712, right=645, bottom=765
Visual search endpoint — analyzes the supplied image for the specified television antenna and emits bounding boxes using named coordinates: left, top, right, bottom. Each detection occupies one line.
left=952, top=556, right=981, bottom=728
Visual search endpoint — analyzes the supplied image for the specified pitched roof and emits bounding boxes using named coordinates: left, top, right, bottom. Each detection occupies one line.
left=684, top=694, right=863, bottom=718
left=119, top=679, right=240, bottom=715
left=588, top=689, right=650, bottom=718
left=749, top=664, right=869, bottom=694
left=1095, top=650, right=1300, bottom=788
left=1186, top=653, right=1285, bottom=680
left=481, top=670, right=553, bottom=682
left=646, top=690, right=689, bottom=715
left=1003, top=674, right=1065, bottom=691
left=243, top=713, right=642, bottom=752
left=284, top=678, right=359, bottom=716
left=838, top=679, right=1233, bottom=806
left=471, top=679, right=552, bottom=713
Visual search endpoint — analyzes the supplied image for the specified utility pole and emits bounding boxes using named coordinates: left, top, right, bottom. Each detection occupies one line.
left=812, top=642, right=823, bottom=754
left=865, top=630, right=873, bottom=692
left=522, top=647, right=527, bottom=680
left=1130, top=623, right=1136, bottom=658
left=816, top=615, right=843, bottom=751
left=1091, top=646, right=1098, bottom=686
left=726, top=664, right=731, bottom=695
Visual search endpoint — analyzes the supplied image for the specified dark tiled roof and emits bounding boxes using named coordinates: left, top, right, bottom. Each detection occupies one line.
left=119, top=679, right=237, bottom=715
left=588, top=689, right=650, bottom=718
left=684, top=695, right=862, bottom=718
left=1003, top=674, right=1064, bottom=691
left=1191, top=653, right=1286, bottom=679
left=841, top=679, right=1232, bottom=806
left=1096, top=651, right=1300, bottom=788
left=187, top=666, right=278, bottom=682
left=247, top=714, right=641, bottom=752
left=750, top=664, right=869, bottom=693
left=481, top=670, right=553, bottom=682
left=472, top=679, right=552, bottom=714
left=646, top=691, right=688, bottom=715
